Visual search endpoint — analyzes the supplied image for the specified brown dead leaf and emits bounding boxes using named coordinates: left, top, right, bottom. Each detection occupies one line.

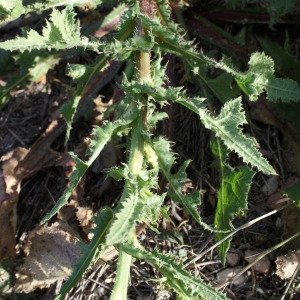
left=0, top=147, right=29, bottom=262
left=14, top=221, right=81, bottom=294
left=58, top=203, right=90, bottom=243
left=76, top=206, right=94, bottom=229
left=276, top=249, right=300, bottom=279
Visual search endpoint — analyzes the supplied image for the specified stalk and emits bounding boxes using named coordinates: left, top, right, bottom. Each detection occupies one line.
left=110, top=1, right=153, bottom=299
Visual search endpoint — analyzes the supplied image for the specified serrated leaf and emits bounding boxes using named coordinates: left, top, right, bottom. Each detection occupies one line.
left=106, top=167, right=165, bottom=245
left=106, top=179, right=144, bottom=245
left=0, top=50, right=59, bottom=107
left=259, top=0, right=300, bottom=27
left=177, top=96, right=275, bottom=175
left=266, top=78, right=300, bottom=102
left=211, top=136, right=255, bottom=265
left=124, top=81, right=205, bottom=107
left=230, top=52, right=274, bottom=101
left=199, top=65, right=241, bottom=104
left=41, top=153, right=88, bottom=224
left=123, top=243, right=228, bottom=300
left=152, top=137, right=218, bottom=232
left=41, top=120, right=131, bottom=224
left=0, top=0, right=23, bottom=24
left=140, top=15, right=207, bottom=71
left=0, top=5, right=96, bottom=52
left=56, top=208, right=113, bottom=300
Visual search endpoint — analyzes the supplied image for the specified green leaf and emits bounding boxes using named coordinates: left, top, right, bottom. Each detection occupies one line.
left=41, top=119, right=131, bottom=224
left=140, top=15, right=207, bottom=71
left=259, top=0, right=300, bottom=27
left=230, top=52, right=274, bottom=101
left=106, top=166, right=166, bottom=245
left=176, top=96, right=275, bottom=175
left=123, top=243, right=228, bottom=300
left=199, top=65, right=241, bottom=104
left=106, top=178, right=145, bottom=245
left=266, top=78, right=300, bottom=102
left=0, top=49, right=59, bottom=107
left=257, top=35, right=300, bottom=83
left=0, top=5, right=96, bottom=52
left=211, top=136, right=255, bottom=265
left=0, top=0, right=23, bottom=24
left=283, top=182, right=300, bottom=203
left=41, top=153, right=88, bottom=224
left=56, top=208, right=113, bottom=300
left=152, top=137, right=218, bottom=232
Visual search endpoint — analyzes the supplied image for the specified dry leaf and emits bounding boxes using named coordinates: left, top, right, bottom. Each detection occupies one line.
left=76, top=206, right=94, bottom=229
left=276, top=249, right=300, bottom=279
left=0, top=147, right=29, bottom=262
left=14, top=221, right=81, bottom=293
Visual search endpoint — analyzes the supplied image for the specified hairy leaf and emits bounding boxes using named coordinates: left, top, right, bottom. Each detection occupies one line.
left=106, top=165, right=165, bottom=245
left=152, top=136, right=218, bottom=232
left=211, top=136, right=255, bottom=265
left=123, top=243, right=228, bottom=300
left=56, top=208, right=113, bottom=300
left=0, top=6, right=97, bottom=52
left=140, top=15, right=207, bottom=71
left=177, top=96, right=275, bottom=175
left=41, top=153, right=88, bottom=224
left=41, top=120, right=131, bottom=224
left=259, top=0, right=300, bottom=27
left=0, top=0, right=23, bottom=24
left=0, top=50, right=60, bottom=107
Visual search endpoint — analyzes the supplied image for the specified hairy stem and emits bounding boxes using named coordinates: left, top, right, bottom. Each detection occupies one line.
left=110, top=1, right=153, bottom=299
left=109, top=244, right=132, bottom=300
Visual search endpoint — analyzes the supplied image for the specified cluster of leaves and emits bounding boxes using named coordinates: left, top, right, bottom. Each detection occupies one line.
left=1, top=0, right=300, bottom=299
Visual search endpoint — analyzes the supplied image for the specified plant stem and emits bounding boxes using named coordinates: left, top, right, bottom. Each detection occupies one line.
left=109, top=244, right=132, bottom=300
left=110, top=1, right=153, bottom=299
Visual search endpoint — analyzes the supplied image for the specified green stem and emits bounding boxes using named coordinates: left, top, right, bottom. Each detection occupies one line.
left=110, top=1, right=153, bottom=299
left=109, top=244, right=132, bottom=300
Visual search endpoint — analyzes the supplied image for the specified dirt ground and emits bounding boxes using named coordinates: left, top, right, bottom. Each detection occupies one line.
left=1, top=1, right=300, bottom=299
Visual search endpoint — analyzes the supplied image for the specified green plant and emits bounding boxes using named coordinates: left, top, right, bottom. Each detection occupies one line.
left=1, top=0, right=300, bottom=299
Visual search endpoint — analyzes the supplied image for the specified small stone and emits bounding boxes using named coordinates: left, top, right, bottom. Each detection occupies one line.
left=226, top=252, right=240, bottom=267
left=216, top=266, right=245, bottom=285
left=261, top=175, right=278, bottom=196
left=244, top=249, right=271, bottom=274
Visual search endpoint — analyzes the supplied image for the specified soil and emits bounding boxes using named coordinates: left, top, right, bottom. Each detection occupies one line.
left=1, top=1, right=300, bottom=299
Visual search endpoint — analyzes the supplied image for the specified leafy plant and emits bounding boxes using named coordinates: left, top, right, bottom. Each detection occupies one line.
left=1, top=0, right=300, bottom=299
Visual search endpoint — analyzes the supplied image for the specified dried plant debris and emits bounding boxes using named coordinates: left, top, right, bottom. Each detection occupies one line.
left=276, top=249, right=300, bottom=279
left=14, top=221, right=81, bottom=294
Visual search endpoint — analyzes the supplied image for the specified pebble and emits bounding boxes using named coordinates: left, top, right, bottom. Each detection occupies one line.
left=226, top=252, right=240, bottom=267
left=244, top=249, right=271, bottom=274
left=216, top=266, right=245, bottom=285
